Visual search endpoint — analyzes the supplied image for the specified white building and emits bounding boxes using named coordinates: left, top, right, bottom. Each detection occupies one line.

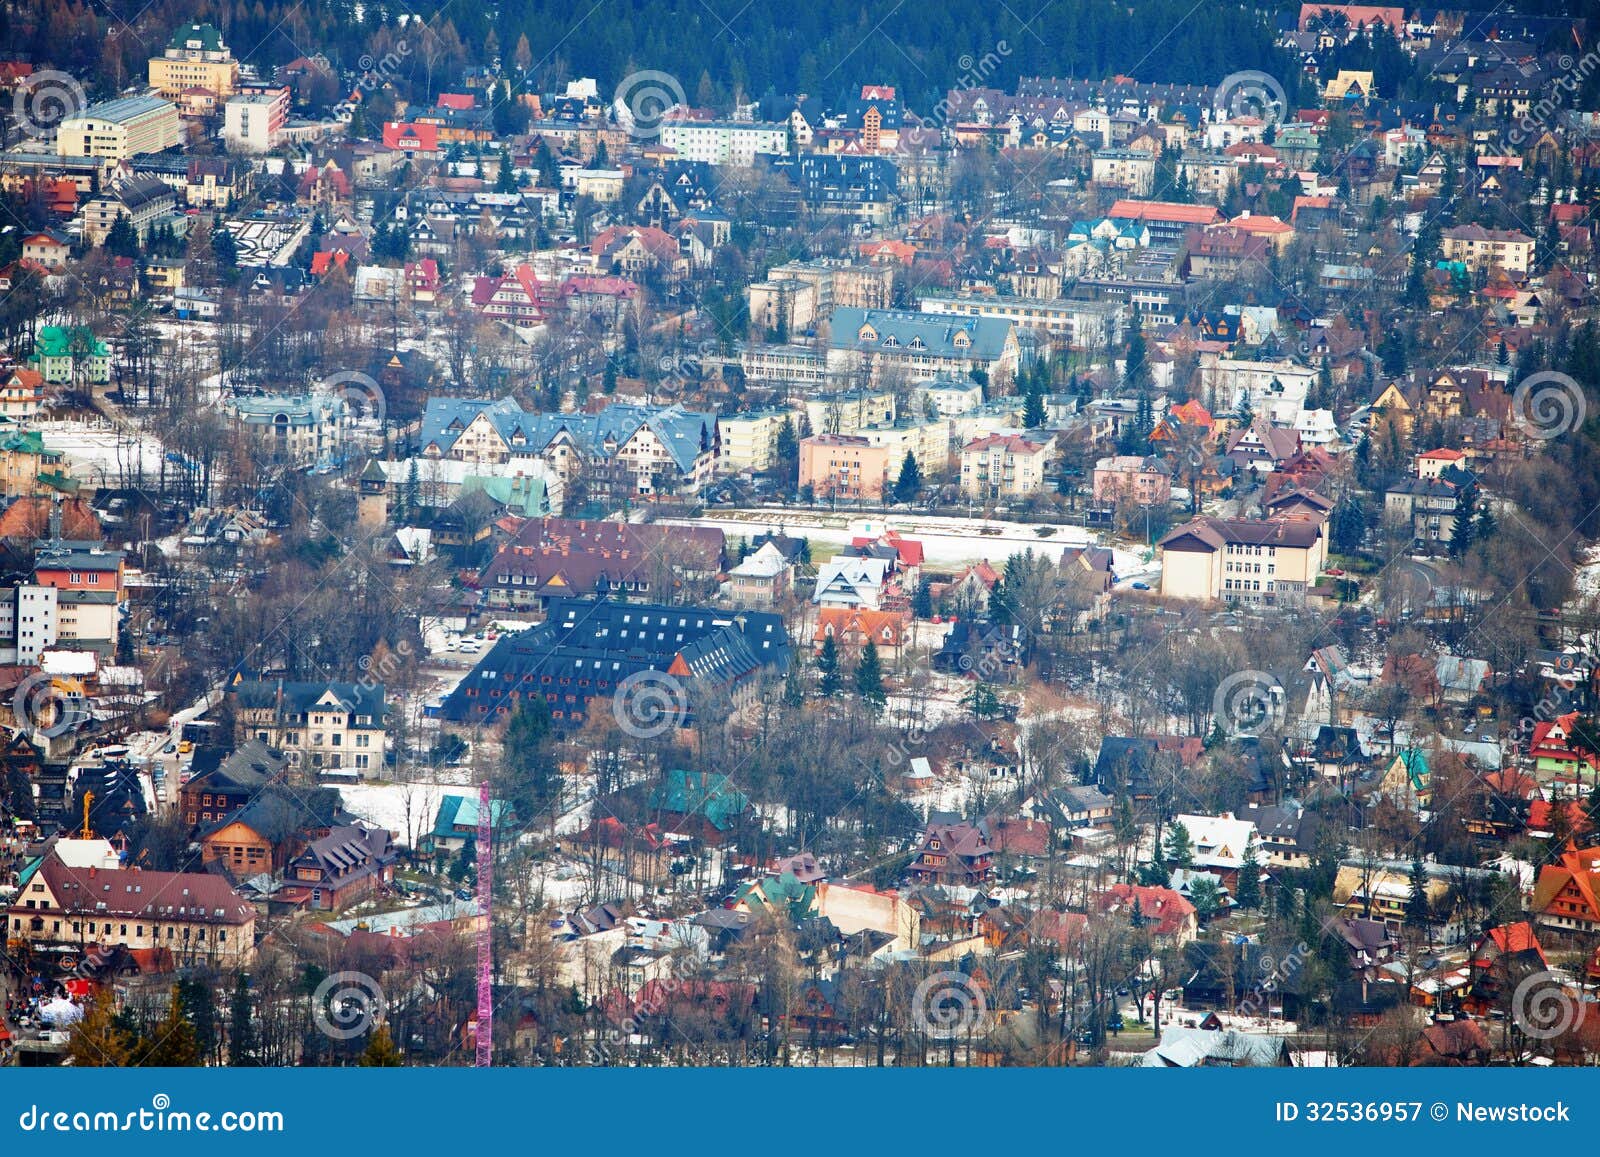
left=222, top=88, right=289, bottom=153
left=658, top=120, right=789, bottom=166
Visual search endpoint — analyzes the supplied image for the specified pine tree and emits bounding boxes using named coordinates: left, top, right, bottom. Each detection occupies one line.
left=1235, top=856, right=1261, bottom=909
left=1023, top=381, right=1046, bottom=428
left=228, top=974, right=258, bottom=1065
left=500, top=697, right=556, bottom=819
left=1404, top=858, right=1431, bottom=930
left=402, top=459, right=421, bottom=520
left=137, top=985, right=202, bottom=1066
left=1123, top=313, right=1148, bottom=390
left=67, top=999, right=133, bottom=1067
left=817, top=635, right=842, bottom=698
left=912, top=578, right=934, bottom=618
left=893, top=450, right=923, bottom=504
left=1162, top=820, right=1194, bottom=867
left=854, top=639, right=885, bottom=712
left=1449, top=494, right=1476, bottom=557
left=359, top=1023, right=405, bottom=1066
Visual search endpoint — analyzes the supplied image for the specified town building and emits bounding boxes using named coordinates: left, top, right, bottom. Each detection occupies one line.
left=57, top=95, right=181, bottom=160
left=148, top=22, right=239, bottom=100
left=222, top=87, right=289, bottom=152
left=7, top=849, right=256, bottom=968
left=1157, top=515, right=1327, bottom=604
left=960, top=433, right=1052, bottom=499
left=439, top=599, right=790, bottom=729
left=230, top=679, right=388, bottom=775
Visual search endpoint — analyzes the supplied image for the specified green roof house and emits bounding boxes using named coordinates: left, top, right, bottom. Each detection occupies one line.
left=30, top=326, right=110, bottom=385
left=428, top=793, right=516, bottom=853
left=649, top=768, right=751, bottom=844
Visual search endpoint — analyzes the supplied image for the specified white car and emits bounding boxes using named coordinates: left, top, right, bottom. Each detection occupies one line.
left=457, top=640, right=481, bottom=655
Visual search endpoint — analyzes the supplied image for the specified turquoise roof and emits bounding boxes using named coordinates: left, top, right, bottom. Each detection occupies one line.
left=649, top=768, right=749, bottom=833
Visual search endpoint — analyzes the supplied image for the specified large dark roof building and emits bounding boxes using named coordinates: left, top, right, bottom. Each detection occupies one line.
left=439, top=599, right=790, bottom=728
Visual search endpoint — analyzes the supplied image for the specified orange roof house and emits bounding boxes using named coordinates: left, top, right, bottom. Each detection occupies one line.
left=813, top=606, right=909, bottom=652
left=1533, top=846, right=1600, bottom=935
left=859, top=239, right=916, bottom=265
left=1296, top=3, right=1405, bottom=35
left=0, top=495, right=101, bottom=539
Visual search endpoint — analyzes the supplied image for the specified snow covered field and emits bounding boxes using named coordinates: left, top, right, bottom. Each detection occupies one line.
left=662, top=509, right=1153, bottom=575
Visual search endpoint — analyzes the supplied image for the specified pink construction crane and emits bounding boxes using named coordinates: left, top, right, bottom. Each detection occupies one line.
left=475, top=780, right=492, bottom=1066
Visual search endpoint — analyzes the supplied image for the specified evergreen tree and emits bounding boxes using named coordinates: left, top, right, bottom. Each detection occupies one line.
left=1449, top=494, right=1476, bottom=557
left=1235, top=856, right=1261, bottom=909
left=893, top=450, right=923, bottom=504
left=67, top=999, right=133, bottom=1067
left=817, top=635, right=842, bottom=698
left=495, top=147, right=517, bottom=193
left=961, top=681, right=1001, bottom=721
left=401, top=459, right=421, bottom=520
left=1122, top=313, right=1148, bottom=390
left=499, top=697, right=556, bottom=819
left=1162, top=820, right=1194, bottom=867
left=1404, top=858, right=1431, bottom=929
left=1023, top=381, right=1046, bottom=428
left=854, top=639, right=885, bottom=712
left=602, top=360, right=618, bottom=394
left=912, top=578, right=934, bottom=619
left=137, top=986, right=202, bottom=1066
left=177, top=977, right=218, bottom=1061
left=1188, top=877, right=1222, bottom=921
left=359, top=1024, right=405, bottom=1065
left=228, top=974, right=258, bottom=1065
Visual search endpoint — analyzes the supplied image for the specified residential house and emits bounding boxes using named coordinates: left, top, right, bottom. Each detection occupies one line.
left=1532, top=846, right=1600, bottom=936
left=276, top=825, right=397, bottom=912
left=199, top=784, right=349, bottom=875
left=1092, top=454, right=1172, bottom=506
left=649, top=768, right=751, bottom=845
left=908, top=822, right=995, bottom=887
left=229, top=678, right=387, bottom=775
left=960, top=434, right=1052, bottom=499
left=726, top=542, right=791, bottom=607
left=812, top=606, right=909, bottom=658
left=179, top=739, right=287, bottom=827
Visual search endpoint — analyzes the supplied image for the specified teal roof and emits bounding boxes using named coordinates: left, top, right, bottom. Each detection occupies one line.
left=167, top=21, right=224, bottom=51
left=461, top=473, right=547, bottom=515
left=418, top=397, right=717, bottom=476
left=1396, top=747, right=1429, bottom=789
left=735, top=871, right=817, bottom=922
left=34, top=326, right=108, bottom=359
left=649, top=768, right=749, bottom=833
left=432, top=793, right=514, bottom=838
left=829, top=308, right=1015, bottom=362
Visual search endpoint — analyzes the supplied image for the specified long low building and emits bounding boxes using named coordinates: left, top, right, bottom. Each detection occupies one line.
left=439, top=599, right=791, bottom=728
left=7, top=845, right=256, bottom=969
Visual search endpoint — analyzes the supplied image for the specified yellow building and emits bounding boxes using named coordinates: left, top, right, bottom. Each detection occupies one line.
left=718, top=409, right=790, bottom=474
left=1157, top=515, right=1327, bottom=605
left=148, top=22, right=239, bottom=101
left=57, top=95, right=180, bottom=160
left=1442, top=223, right=1534, bottom=275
